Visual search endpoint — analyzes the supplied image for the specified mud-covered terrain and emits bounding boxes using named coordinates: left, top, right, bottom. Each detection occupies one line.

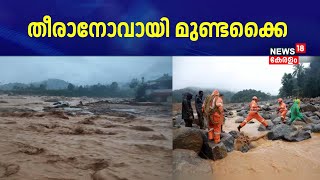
left=0, top=95, right=172, bottom=180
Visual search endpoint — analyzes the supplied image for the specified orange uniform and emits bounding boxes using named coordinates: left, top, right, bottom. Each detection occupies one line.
left=278, top=102, right=288, bottom=122
left=240, top=100, right=268, bottom=128
left=208, top=96, right=224, bottom=144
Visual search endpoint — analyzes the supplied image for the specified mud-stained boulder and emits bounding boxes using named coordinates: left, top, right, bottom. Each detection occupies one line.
left=258, top=120, right=274, bottom=131
left=200, top=142, right=228, bottom=160
left=234, top=133, right=251, bottom=153
left=283, top=129, right=311, bottom=142
left=312, top=124, right=320, bottom=133
left=173, top=149, right=213, bottom=180
left=300, top=104, right=317, bottom=112
left=267, top=124, right=296, bottom=140
left=173, top=128, right=203, bottom=154
left=220, top=133, right=235, bottom=152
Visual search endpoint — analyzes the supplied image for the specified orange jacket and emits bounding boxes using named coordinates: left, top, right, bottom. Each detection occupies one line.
left=249, top=100, right=260, bottom=112
left=278, top=102, right=287, bottom=113
left=210, top=96, right=224, bottom=114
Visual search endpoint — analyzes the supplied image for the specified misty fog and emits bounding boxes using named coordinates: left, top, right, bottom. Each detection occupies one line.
left=0, top=56, right=172, bottom=85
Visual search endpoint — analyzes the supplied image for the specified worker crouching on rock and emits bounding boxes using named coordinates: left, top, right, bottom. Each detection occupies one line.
left=207, top=90, right=224, bottom=144
left=238, top=96, right=269, bottom=131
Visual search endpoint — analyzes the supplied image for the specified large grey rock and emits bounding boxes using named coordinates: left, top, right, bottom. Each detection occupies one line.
left=220, top=133, right=235, bottom=152
left=267, top=124, right=296, bottom=140
left=300, top=104, right=317, bottom=112
left=173, top=149, right=213, bottom=180
left=272, top=117, right=282, bottom=125
left=200, top=142, right=228, bottom=161
left=234, top=133, right=251, bottom=153
left=237, top=110, right=247, bottom=116
left=304, top=111, right=314, bottom=117
left=173, top=128, right=203, bottom=154
left=283, top=130, right=311, bottom=142
left=312, top=124, right=320, bottom=133
left=235, top=117, right=244, bottom=123
left=314, top=112, right=320, bottom=118
left=269, top=113, right=278, bottom=120
left=258, top=120, right=274, bottom=131
left=261, top=113, right=271, bottom=120
left=302, top=124, right=314, bottom=131
left=229, top=130, right=240, bottom=139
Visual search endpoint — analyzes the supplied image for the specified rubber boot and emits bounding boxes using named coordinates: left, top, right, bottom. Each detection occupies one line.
left=237, top=125, right=242, bottom=132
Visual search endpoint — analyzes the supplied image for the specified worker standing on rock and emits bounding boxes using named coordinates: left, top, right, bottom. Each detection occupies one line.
left=182, top=93, right=194, bottom=127
left=195, top=91, right=205, bottom=129
left=207, top=90, right=224, bottom=144
left=277, top=98, right=288, bottom=124
left=238, top=96, right=268, bottom=132
left=288, top=99, right=306, bottom=125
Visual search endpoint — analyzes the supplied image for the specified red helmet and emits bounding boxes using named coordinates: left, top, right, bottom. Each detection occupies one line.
left=278, top=98, right=283, bottom=103
left=212, top=90, right=220, bottom=96
left=252, top=96, right=258, bottom=100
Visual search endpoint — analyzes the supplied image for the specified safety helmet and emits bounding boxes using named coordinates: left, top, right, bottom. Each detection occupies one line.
left=252, top=96, right=258, bottom=100
left=212, top=90, right=220, bottom=96
left=278, top=98, right=283, bottom=103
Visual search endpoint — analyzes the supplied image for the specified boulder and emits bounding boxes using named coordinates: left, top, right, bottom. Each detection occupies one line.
left=262, top=105, right=271, bottom=111
left=261, top=113, right=271, bottom=120
left=267, top=124, right=296, bottom=140
left=310, top=116, right=320, bottom=121
left=235, top=117, right=244, bottom=123
left=220, top=133, right=235, bottom=152
left=237, top=110, right=247, bottom=116
left=312, top=124, right=320, bottom=133
left=304, top=111, right=314, bottom=117
left=228, top=111, right=234, bottom=116
left=200, top=142, right=228, bottom=160
left=300, top=104, right=317, bottom=112
left=302, top=124, right=314, bottom=131
left=229, top=130, right=240, bottom=139
left=314, top=112, right=320, bottom=118
left=258, top=120, right=274, bottom=131
left=234, top=133, right=251, bottom=153
left=173, top=149, right=213, bottom=179
left=272, top=117, right=282, bottom=125
left=283, top=130, right=311, bottom=142
left=286, top=111, right=291, bottom=117
left=269, top=113, right=278, bottom=120
left=173, top=128, right=203, bottom=154
left=292, top=120, right=307, bottom=126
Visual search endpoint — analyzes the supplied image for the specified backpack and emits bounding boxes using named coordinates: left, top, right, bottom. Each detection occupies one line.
left=203, top=95, right=214, bottom=117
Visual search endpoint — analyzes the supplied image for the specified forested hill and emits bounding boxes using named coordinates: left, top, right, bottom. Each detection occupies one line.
left=279, top=57, right=320, bottom=98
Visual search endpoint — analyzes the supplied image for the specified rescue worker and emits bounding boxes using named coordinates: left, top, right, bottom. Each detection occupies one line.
left=195, top=91, right=205, bottom=129
left=277, top=98, right=288, bottom=124
left=219, top=94, right=226, bottom=133
left=288, top=99, right=306, bottom=125
left=207, top=90, right=224, bottom=144
left=182, top=92, right=194, bottom=127
left=237, top=96, right=268, bottom=131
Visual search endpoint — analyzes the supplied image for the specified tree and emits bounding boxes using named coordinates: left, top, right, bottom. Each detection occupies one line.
left=292, top=64, right=305, bottom=78
left=129, top=78, right=139, bottom=89
left=110, top=82, right=119, bottom=92
left=67, top=83, right=75, bottom=91
left=280, top=73, right=294, bottom=97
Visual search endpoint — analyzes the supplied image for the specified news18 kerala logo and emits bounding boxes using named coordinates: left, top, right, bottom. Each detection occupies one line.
left=269, top=43, right=306, bottom=65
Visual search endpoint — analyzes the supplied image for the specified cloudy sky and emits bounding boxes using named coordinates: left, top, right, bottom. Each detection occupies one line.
left=173, top=56, right=311, bottom=95
left=0, top=56, right=172, bottom=85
